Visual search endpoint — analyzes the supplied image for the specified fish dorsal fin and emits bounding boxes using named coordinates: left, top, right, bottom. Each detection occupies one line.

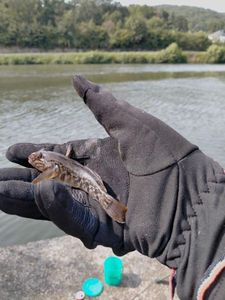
left=65, top=144, right=107, bottom=192
left=65, top=144, right=73, bottom=158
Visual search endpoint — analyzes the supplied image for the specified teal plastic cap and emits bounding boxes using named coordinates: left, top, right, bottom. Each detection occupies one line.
left=82, top=277, right=104, bottom=297
left=104, top=256, right=123, bottom=286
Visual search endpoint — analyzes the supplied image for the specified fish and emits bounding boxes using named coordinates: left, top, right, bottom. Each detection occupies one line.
left=28, top=145, right=127, bottom=223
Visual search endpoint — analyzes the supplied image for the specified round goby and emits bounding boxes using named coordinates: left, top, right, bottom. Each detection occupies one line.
left=28, top=145, right=127, bottom=224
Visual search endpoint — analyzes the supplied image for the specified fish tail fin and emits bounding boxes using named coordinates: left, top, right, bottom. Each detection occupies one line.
left=100, top=193, right=127, bottom=224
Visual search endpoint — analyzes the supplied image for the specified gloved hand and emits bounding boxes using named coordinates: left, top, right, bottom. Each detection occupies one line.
left=1, top=75, right=225, bottom=300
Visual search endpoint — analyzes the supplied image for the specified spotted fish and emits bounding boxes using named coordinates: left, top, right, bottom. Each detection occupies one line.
left=28, top=145, right=127, bottom=223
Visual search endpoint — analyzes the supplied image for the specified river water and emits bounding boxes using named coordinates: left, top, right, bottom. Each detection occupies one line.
left=0, top=64, right=225, bottom=247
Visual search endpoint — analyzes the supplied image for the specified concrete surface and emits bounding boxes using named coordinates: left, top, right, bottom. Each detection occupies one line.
left=0, top=236, right=179, bottom=300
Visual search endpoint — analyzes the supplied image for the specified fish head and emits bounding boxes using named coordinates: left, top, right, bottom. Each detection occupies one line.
left=28, top=149, right=57, bottom=172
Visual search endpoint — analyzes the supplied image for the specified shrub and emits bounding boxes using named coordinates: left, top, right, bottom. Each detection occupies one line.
left=204, top=45, right=225, bottom=63
left=158, top=43, right=187, bottom=63
left=172, top=31, right=211, bottom=51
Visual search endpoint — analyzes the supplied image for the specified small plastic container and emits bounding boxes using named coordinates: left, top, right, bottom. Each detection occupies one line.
left=82, top=277, right=104, bottom=297
left=104, top=256, right=123, bottom=286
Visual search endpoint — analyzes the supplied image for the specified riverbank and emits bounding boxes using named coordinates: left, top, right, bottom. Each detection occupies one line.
left=0, top=235, right=179, bottom=300
left=0, top=44, right=225, bottom=65
left=0, top=44, right=185, bottom=65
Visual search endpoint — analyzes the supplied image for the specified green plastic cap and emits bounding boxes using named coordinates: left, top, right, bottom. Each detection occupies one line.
left=104, top=256, right=123, bottom=286
left=82, top=277, right=104, bottom=297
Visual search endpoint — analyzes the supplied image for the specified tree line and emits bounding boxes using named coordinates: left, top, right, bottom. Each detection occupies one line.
left=0, top=0, right=219, bottom=51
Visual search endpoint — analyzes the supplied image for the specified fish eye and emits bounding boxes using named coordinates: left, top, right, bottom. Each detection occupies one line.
left=37, top=152, right=43, bottom=159
left=39, top=152, right=47, bottom=160
left=38, top=149, right=46, bottom=159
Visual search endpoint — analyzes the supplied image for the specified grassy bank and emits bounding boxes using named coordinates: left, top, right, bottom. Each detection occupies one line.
left=0, top=44, right=186, bottom=65
left=0, top=44, right=224, bottom=65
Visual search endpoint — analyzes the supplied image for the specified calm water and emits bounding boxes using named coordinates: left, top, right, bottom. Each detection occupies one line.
left=0, top=64, right=225, bottom=247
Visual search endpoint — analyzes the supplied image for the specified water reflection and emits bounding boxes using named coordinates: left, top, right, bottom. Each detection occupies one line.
left=1, top=64, right=225, bottom=90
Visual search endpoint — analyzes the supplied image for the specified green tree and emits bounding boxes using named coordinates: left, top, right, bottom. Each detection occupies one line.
left=104, top=9, right=128, bottom=26
left=147, top=17, right=165, bottom=30
left=173, top=31, right=211, bottom=51
left=0, top=1, right=13, bottom=45
left=77, top=21, right=109, bottom=49
left=125, top=15, right=148, bottom=47
left=109, top=28, right=134, bottom=49
left=173, top=15, right=189, bottom=32
left=57, top=10, right=77, bottom=48
left=128, top=4, right=155, bottom=19
left=38, top=0, right=67, bottom=26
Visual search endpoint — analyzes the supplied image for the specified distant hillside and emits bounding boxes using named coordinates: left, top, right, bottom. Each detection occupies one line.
left=155, top=5, right=225, bottom=32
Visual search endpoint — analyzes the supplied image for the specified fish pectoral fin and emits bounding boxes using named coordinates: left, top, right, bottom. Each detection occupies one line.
left=32, top=168, right=58, bottom=184
left=65, top=143, right=73, bottom=158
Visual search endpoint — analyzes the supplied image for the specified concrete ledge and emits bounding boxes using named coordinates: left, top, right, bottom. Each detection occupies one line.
left=0, top=236, right=179, bottom=299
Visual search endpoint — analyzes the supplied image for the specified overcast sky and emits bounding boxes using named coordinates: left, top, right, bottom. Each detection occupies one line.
left=118, top=0, right=225, bottom=13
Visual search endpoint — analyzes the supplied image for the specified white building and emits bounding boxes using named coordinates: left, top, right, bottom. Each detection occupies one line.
left=208, top=30, right=225, bottom=43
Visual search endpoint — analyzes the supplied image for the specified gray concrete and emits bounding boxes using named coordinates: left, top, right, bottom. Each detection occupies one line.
left=0, top=236, right=179, bottom=300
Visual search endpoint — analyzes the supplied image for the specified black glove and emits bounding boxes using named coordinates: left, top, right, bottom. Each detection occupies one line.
left=1, top=75, right=225, bottom=300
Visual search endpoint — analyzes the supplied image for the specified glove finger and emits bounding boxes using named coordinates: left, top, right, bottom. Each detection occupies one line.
left=0, top=167, right=39, bottom=182
left=73, top=74, right=157, bottom=133
left=73, top=75, right=197, bottom=175
left=6, top=142, right=67, bottom=167
left=6, top=139, right=95, bottom=168
left=34, top=181, right=98, bottom=248
left=0, top=180, right=47, bottom=220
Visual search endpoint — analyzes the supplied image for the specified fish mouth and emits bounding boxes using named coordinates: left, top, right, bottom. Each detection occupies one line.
left=28, top=152, right=41, bottom=164
left=28, top=152, right=47, bottom=171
